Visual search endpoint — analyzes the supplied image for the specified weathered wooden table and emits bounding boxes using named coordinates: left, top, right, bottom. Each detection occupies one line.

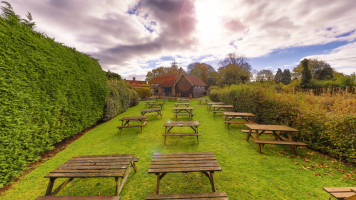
left=207, top=102, right=224, bottom=110
left=177, top=98, right=190, bottom=103
left=173, top=107, right=195, bottom=119
left=145, top=101, right=157, bottom=107
left=148, top=152, right=221, bottom=194
left=117, top=116, right=147, bottom=134
left=324, top=187, right=356, bottom=200
left=223, top=112, right=256, bottom=129
left=146, top=193, right=228, bottom=200
left=163, top=121, right=200, bottom=144
left=198, top=98, right=208, bottom=104
left=245, top=124, right=307, bottom=155
left=43, top=154, right=138, bottom=196
left=147, top=102, right=164, bottom=109
left=212, top=105, right=233, bottom=116
left=141, top=108, right=162, bottom=119
left=174, top=103, right=190, bottom=107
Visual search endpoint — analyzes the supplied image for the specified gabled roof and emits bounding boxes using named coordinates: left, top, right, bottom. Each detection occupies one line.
left=125, top=80, right=148, bottom=87
left=151, top=74, right=206, bottom=86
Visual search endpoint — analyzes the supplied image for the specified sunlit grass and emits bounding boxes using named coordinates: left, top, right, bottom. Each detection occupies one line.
left=0, top=98, right=354, bottom=200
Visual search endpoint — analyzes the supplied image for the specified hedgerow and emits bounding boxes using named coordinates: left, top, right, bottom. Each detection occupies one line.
left=0, top=18, right=108, bottom=187
left=134, top=87, right=151, bottom=99
left=209, top=84, right=356, bottom=162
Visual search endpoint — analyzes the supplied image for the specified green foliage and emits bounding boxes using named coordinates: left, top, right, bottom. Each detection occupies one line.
left=0, top=18, right=108, bottom=187
left=281, top=69, right=292, bottom=85
left=129, top=89, right=139, bottom=107
left=146, top=61, right=185, bottom=83
left=301, top=59, right=312, bottom=88
left=294, top=59, right=334, bottom=80
left=209, top=84, right=356, bottom=162
left=187, top=62, right=217, bottom=86
left=105, top=71, right=121, bottom=80
left=256, top=69, right=274, bottom=82
left=134, top=87, right=151, bottom=98
left=274, top=68, right=283, bottom=83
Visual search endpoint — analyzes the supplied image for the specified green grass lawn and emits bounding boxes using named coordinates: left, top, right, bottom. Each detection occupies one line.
left=1, top=98, right=354, bottom=200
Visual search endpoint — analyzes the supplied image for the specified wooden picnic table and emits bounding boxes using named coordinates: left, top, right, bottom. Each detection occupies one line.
left=198, top=98, right=209, bottom=104
left=163, top=121, right=200, bottom=144
left=117, top=116, right=147, bottom=134
left=43, top=154, right=139, bottom=196
left=207, top=102, right=224, bottom=110
left=147, top=102, right=164, bottom=109
left=148, top=152, right=221, bottom=194
left=145, top=101, right=157, bottom=106
left=177, top=98, right=190, bottom=103
left=141, top=108, right=162, bottom=119
left=173, top=107, right=195, bottom=119
left=223, top=112, right=256, bottom=129
left=245, top=124, right=307, bottom=155
left=324, top=187, right=356, bottom=199
left=175, top=103, right=190, bottom=107
left=212, top=105, right=233, bottom=116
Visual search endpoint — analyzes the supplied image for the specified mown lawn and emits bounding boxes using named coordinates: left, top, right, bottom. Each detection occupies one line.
left=1, top=98, right=354, bottom=200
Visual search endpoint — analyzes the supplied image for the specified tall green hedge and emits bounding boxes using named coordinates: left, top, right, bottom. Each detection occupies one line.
left=0, top=18, right=108, bottom=187
left=209, top=85, right=356, bottom=163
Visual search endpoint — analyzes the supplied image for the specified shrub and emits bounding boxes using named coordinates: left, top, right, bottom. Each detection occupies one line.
left=129, top=89, right=139, bottom=107
left=0, top=18, right=108, bottom=186
left=134, top=87, right=151, bottom=99
left=209, top=84, right=356, bottom=162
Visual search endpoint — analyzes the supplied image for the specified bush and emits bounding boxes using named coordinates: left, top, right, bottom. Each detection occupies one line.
left=209, top=84, right=356, bottom=162
left=134, top=87, right=151, bottom=99
left=0, top=18, right=108, bottom=187
left=129, top=89, right=139, bottom=107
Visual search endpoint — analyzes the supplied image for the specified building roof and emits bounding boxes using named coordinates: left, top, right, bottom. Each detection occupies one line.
left=151, top=74, right=206, bottom=86
left=125, top=79, right=148, bottom=87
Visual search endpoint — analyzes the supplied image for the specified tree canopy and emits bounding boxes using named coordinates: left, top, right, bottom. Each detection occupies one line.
left=256, top=69, right=274, bottom=82
left=293, top=59, right=334, bottom=80
left=187, top=62, right=218, bottom=86
left=146, top=61, right=185, bottom=83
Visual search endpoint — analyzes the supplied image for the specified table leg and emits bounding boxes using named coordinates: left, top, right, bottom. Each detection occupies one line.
left=155, top=173, right=167, bottom=194
left=246, top=129, right=252, bottom=141
left=115, top=177, right=121, bottom=196
left=120, top=120, right=124, bottom=134
left=208, top=172, right=216, bottom=192
left=288, top=133, right=297, bottom=155
left=45, top=177, right=56, bottom=196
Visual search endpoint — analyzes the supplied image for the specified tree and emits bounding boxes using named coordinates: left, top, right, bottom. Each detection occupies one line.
left=219, top=53, right=252, bottom=73
left=218, top=53, right=252, bottom=85
left=256, top=69, right=274, bottom=82
left=187, top=62, right=218, bottom=86
left=1, top=1, right=35, bottom=28
left=146, top=60, right=186, bottom=82
left=293, top=59, right=334, bottom=80
left=301, top=59, right=312, bottom=87
left=274, top=68, right=283, bottom=83
left=106, top=71, right=121, bottom=80
left=281, top=69, right=292, bottom=85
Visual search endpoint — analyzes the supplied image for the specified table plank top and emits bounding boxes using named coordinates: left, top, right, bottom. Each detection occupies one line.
left=45, top=154, right=135, bottom=178
left=212, top=105, right=233, bottom=108
left=223, top=112, right=255, bottom=117
left=120, top=116, right=147, bottom=121
left=149, top=102, right=164, bottom=105
left=173, top=107, right=195, bottom=110
left=141, top=108, right=161, bottom=112
left=164, top=121, right=200, bottom=127
left=175, top=103, right=190, bottom=105
left=148, top=152, right=221, bottom=173
left=208, top=102, right=224, bottom=105
left=245, top=124, right=299, bottom=132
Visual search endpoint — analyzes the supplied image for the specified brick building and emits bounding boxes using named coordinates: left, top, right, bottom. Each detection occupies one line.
left=150, top=74, right=206, bottom=97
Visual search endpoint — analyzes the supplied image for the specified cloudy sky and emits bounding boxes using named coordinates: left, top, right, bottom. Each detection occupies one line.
left=9, top=0, right=356, bottom=79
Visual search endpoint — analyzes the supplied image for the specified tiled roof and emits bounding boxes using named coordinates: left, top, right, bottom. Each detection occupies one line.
left=151, top=74, right=206, bottom=86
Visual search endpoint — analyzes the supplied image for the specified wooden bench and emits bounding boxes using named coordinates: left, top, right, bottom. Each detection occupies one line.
left=36, top=197, right=121, bottom=200
left=253, top=139, right=307, bottom=154
left=324, top=187, right=356, bottom=199
left=146, top=192, right=228, bottom=199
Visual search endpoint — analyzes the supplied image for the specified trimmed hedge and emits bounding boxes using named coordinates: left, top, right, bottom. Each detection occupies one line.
left=209, top=85, right=356, bottom=162
left=134, top=87, right=151, bottom=99
left=0, top=18, right=108, bottom=187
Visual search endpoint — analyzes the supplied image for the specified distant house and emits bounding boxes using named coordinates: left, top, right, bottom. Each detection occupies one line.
left=150, top=74, right=206, bottom=97
left=125, top=77, right=149, bottom=88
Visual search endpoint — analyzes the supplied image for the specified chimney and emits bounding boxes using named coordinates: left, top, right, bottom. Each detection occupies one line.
left=133, top=77, right=136, bottom=81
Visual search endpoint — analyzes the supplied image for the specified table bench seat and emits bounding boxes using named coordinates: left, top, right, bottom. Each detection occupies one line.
left=173, top=114, right=195, bottom=116
left=253, top=139, right=307, bottom=146
left=225, top=121, right=257, bottom=124
left=324, top=187, right=356, bottom=199
left=241, top=130, right=273, bottom=134
left=146, top=192, right=228, bottom=199
left=36, top=197, right=121, bottom=200
left=162, top=133, right=201, bottom=136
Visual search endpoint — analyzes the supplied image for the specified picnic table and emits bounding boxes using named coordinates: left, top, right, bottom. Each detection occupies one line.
left=141, top=108, right=162, bottom=119
left=148, top=152, right=221, bottom=194
left=177, top=98, right=190, bottom=103
left=212, top=105, right=233, bottom=116
left=163, top=121, right=200, bottom=144
left=145, top=101, right=157, bottom=106
left=223, top=112, right=256, bottom=129
left=174, top=103, right=190, bottom=107
left=207, top=102, right=224, bottom=110
left=147, top=102, right=164, bottom=109
left=245, top=124, right=307, bottom=155
left=173, top=107, right=195, bottom=119
left=43, top=154, right=138, bottom=196
left=198, top=98, right=209, bottom=104
left=117, top=116, right=147, bottom=134
left=324, top=187, right=356, bottom=199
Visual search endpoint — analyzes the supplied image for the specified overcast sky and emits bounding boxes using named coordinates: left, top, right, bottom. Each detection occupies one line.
left=9, top=0, right=356, bottom=80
